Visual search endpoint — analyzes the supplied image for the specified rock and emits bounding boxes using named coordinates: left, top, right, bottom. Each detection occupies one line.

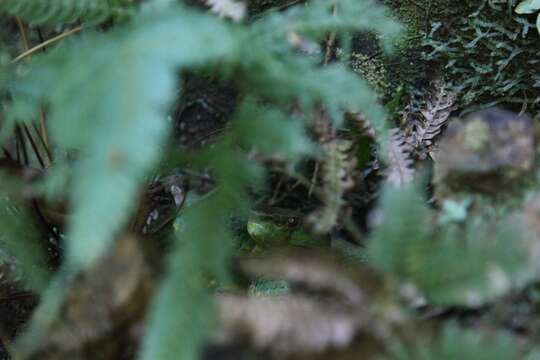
left=434, top=108, right=535, bottom=194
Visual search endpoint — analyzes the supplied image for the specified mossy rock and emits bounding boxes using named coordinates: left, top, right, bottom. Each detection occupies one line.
left=434, top=108, right=535, bottom=195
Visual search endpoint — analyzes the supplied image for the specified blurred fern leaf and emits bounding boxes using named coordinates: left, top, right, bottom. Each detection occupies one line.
left=387, top=324, right=521, bottom=360
left=23, top=7, right=238, bottom=268
left=0, top=0, right=131, bottom=26
left=0, top=195, right=50, bottom=292
left=368, top=184, right=526, bottom=306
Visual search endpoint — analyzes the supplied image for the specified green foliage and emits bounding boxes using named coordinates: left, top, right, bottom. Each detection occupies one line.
left=141, top=191, right=238, bottom=360
left=386, top=324, right=521, bottom=360
left=0, top=194, right=50, bottom=292
left=233, top=99, right=315, bottom=161
left=251, top=0, right=399, bottom=45
left=424, top=0, right=540, bottom=110
left=0, top=0, right=132, bottom=26
left=16, top=7, right=239, bottom=270
left=1, top=0, right=402, bottom=358
left=367, top=183, right=527, bottom=306
left=3, top=0, right=540, bottom=358
left=515, top=0, right=540, bottom=33
left=234, top=0, right=400, bottom=129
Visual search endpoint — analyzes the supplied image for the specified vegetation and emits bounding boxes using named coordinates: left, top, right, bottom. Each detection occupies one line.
left=0, top=0, right=539, bottom=359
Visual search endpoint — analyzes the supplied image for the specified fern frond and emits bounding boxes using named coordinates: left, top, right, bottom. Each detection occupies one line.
left=386, top=128, right=414, bottom=187
left=238, top=55, right=388, bottom=128
left=368, top=184, right=527, bottom=307
left=141, top=94, right=314, bottom=358
left=242, top=0, right=402, bottom=127
left=254, top=0, right=401, bottom=51
left=12, top=6, right=240, bottom=354
left=2, top=1, right=403, bottom=357
left=233, top=99, right=315, bottom=162
left=0, top=194, right=50, bottom=292
left=386, top=324, right=521, bottom=360
left=20, top=8, right=238, bottom=268
left=141, top=193, right=233, bottom=360
left=406, top=80, right=456, bottom=158
left=218, top=250, right=383, bottom=355
left=0, top=0, right=131, bottom=26
left=307, top=138, right=356, bottom=234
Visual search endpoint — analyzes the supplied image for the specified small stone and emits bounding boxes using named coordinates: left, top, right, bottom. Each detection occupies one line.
left=434, top=108, right=534, bottom=193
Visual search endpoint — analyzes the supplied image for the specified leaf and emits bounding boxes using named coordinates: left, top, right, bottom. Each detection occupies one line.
left=217, top=250, right=385, bottom=355
left=234, top=99, right=315, bottom=162
left=13, top=6, right=240, bottom=354
left=386, top=324, right=521, bottom=360
left=140, top=161, right=252, bottom=360
left=515, top=0, right=540, bottom=14
left=368, top=184, right=527, bottom=307
left=26, top=7, right=239, bottom=269
left=406, top=80, right=456, bottom=157
left=307, top=138, right=356, bottom=234
left=386, top=128, right=414, bottom=188
left=241, top=0, right=402, bottom=128
left=255, top=0, right=402, bottom=51
left=140, top=195, right=229, bottom=360
left=367, top=183, right=430, bottom=277
left=0, top=195, right=50, bottom=292
left=238, top=56, right=388, bottom=128
left=0, top=0, right=132, bottom=26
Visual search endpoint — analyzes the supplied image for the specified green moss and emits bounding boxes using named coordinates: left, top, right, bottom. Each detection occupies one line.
left=384, top=0, right=459, bottom=44
left=424, top=1, right=540, bottom=111
left=348, top=1, right=460, bottom=111
left=351, top=52, right=390, bottom=97
left=463, top=119, right=490, bottom=151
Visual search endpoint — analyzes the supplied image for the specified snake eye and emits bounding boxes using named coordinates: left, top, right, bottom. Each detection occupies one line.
left=287, top=217, right=298, bottom=226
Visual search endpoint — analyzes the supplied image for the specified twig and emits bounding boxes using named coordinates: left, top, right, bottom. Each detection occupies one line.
left=38, top=109, right=52, bottom=165
left=308, top=162, right=319, bottom=197
left=22, top=125, right=44, bottom=168
left=12, top=22, right=74, bottom=165
left=323, top=5, right=337, bottom=65
left=14, top=17, right=30, bottom=50
left=12, top=26, right=82, bottom=63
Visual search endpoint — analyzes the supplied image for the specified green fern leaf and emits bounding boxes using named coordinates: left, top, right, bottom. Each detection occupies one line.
left=254, top=0, right=401, bottom=50
left=0, top=194, right=50, bottom=292
left=368, top=184, right=527, bottom=306
left=233, top=99, right=315, bottom=161
left=12, top=6, right=240, bottom=354
left=0, top=0, right=131, bottom=26
left=140, top=193, right=230, bottom=360
left=140, top=148, right=258, bottom=360
left=25, top=7, right=238, bottom=268
left=387, top=324, right=521, bottom=360
left=240, top=0, right=401, bottom=128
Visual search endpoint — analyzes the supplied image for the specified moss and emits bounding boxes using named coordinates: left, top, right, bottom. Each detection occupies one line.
left=423, top=1, right=540, bottom=111
left=348, top=1, right=460, bottom=112
left=462, top=119, right=490, bottom=151
left=384, top=0, right=461, bottom=44
left=351, top=52, right=390, bottom=97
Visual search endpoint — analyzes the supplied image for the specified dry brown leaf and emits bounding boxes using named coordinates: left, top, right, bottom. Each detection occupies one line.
left=216, top=293, right=366, bottom=355
left=215, top=250, right=395, bottom=355
left=386, top=128, right=415, bottom=188
left=406, top=80, right=456, bottom=158
left=238, top=250, right=377, bottom=305
left=32, top=235, right=154, bottom=359
left=307, top=139, right=357, bottom=234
